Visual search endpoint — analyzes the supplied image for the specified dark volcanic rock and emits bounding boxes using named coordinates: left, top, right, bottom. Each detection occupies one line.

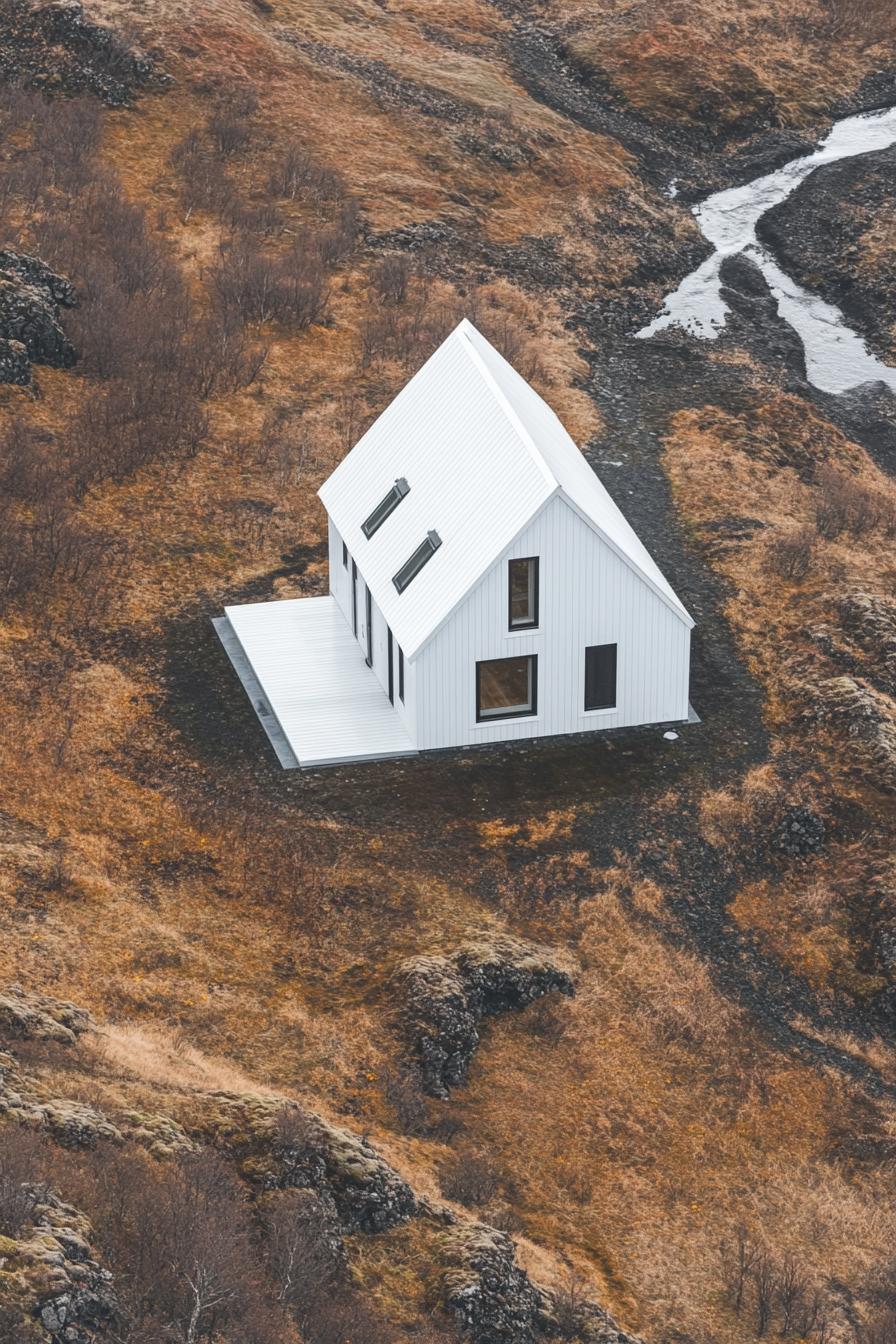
left=0, top=1189, right=120, bottom=1343
left=440, top=1222, right=641, bottom=1344
left=442, top=1224, right=544, bottom=1344
left=0, top=986, right=91, bottom=1045
left=200, top=1094, right=418, bottom=1234
left=0, top=0, right=164, bottom=105
left=757, top=144, right=896, bottom=363
left=802, top=676, right=896, bottom=794
left=0, top=250, right=77, bottom=382
left=718, top=254, right=807, bottom=378
left=0, top=337, right=31, bottom=383
left=396, top=934, right=576, bottom=1097
left=772, top=806, right=825, bottom=858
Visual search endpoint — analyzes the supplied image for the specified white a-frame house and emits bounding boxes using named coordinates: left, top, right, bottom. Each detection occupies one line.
left=218, top=319, right=693, bottom=768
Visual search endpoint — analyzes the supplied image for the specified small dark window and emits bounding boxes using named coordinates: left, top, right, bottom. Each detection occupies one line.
left=351, top=559, right=358, bottom=636
left=508, top=556, right=538, bottom=629
left=476, top=655, right=537, bottom=722
left=584, top=643, right=617, bottom=711
left=362, top=477, right=409, bottom=539
left=342, top=540, right=348, bottom=568
left=393, top=530, right=441, bottom=593
left=365, top=585, right=373, bottom=667
left=387, top=628, right=394, bottom=704
left=398, top=646, right=405, bottom=703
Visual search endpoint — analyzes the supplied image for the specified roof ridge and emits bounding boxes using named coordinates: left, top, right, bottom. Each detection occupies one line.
left=454, top=321, right=557, bottom=492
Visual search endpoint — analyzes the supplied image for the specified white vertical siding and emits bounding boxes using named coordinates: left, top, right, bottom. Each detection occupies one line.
left=328, top=514, right=417, bottom=745
left=413, top=496, right=690, bottom=750
left=328, top=519, right=351, bottom=628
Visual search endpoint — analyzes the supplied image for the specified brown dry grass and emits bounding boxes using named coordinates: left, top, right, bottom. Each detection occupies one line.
left=1, top=1, right=896, bottom=1340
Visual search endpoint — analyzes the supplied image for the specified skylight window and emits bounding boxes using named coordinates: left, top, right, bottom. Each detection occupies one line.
left=362, top=477, right=409, bottom=539
left=393, top=531, right=441, bottom=593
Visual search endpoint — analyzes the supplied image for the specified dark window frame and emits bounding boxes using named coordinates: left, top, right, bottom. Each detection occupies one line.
left=351, top=559, right=358, bottom=636
left=342, top=540, right=348, bottom=568
left=398, top=646, right=405, bottom=703
left=387, top=628, right=394, bottom=704
left=362, top=477, right=410, bottom=540
left=584, top=643, right=617, bottom=711
left=475, top=654, right=538, bottom=724
left=393, top=530, right=441, bottom=594
left=508, top=556, right=539, bottom=631
left=365, top=585, right=373, bottom=667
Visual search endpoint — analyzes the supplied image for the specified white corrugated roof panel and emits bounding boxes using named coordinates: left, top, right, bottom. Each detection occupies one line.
left=319, top=319, right=692, bottom=658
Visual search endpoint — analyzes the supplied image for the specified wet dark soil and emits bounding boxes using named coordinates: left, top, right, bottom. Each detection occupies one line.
left=759, top=144, right=896, bottom=364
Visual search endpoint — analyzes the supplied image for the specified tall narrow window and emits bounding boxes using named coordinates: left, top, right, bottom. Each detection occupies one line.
left=342, top=540, right=348, bottom=568
left=508, top=557, right=539, bottom=630
left=584, top=643, right=617, bottom=711
left=362, top=478, right=410, bottom=539
left=393, top=531, right=441, bottom=594
left=398, top=646, right=405, bottom=703
left=365, top=585, right=373, bottom=668
left=351, top=559, right=358, bottom=636
left=387, top=629, right=394, bottom=704
left=476, top=655, right=537, bottom=722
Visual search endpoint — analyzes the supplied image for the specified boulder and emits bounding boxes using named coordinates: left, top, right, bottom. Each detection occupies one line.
left=0, top=988, right=91, bottom=1046
left=838, top=592, right=896, bottom=698
left=772, top=806, right=825, bottom=858
left=440, top=1222, right=642, bottom=1344
left=802, top=676, right=896, bottom=794
left=396, top=934, right=576, bottom=1096
left=0, top=268, right=77, bottom=376
left=196, top=1093, right=418, bottom=1234
left=0, top=1189, right=119, bottom=1343
left=0, top=0, right=164, bottom=106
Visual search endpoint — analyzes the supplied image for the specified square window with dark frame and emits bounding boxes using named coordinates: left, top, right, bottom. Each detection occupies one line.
left=508, top=557, right=538, bottom=629
left=476, top=655, right=537, bottom=722
left=584, top=643, right=617, bottom=711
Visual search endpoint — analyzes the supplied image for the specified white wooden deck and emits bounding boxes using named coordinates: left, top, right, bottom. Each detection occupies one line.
left=220, top=595, right=417, bottom=769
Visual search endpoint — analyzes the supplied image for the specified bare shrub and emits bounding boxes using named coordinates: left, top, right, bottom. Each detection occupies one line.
left=439, top=1147, right=509, bottom=1208
left=208, top=90, right=258, bottom=156
left=212, top=230, right=329, bottom=329
left=267, top=145, right=342, bottom=204
left=259, top=1189, right=341, bottom=1311
left=817, top=0, right=896, bottom=45
left=372, top=254, right=412, bottom=306
left=378, top=1063, right=430, bottom=1135
left=721, top=1228, right=829, bottom=1341
left=0, top=1127, right=45, bottom=1236
left=764, top=525, right=817, bottom=580
left=815, top=464, right=894, bottom=539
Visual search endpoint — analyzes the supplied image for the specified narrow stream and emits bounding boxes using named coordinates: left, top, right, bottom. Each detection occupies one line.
left=637, top=106, right=896, bottom=395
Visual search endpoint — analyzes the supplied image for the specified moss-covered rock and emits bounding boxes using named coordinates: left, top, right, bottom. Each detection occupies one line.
left=194, top=1093, right=417, bottom=1234
left=396, top=934, right=577, bottom=1096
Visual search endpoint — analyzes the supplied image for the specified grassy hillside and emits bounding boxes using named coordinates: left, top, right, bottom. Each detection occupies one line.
left=1, top=2, right=896, bottom=1342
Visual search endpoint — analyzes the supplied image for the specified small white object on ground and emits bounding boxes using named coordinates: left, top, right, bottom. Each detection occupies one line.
left=663, top=730, right=679, bottom=741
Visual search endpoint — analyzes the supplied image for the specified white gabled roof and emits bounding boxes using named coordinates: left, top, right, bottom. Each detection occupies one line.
left=319, top=319, right=692, bottom=659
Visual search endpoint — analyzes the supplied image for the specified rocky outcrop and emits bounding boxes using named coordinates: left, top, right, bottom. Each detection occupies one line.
left=0, top=252, right=77, bottom=383
left=439, top=1223, right=641, bottom=1344
left=772, top=806, right=825, bottom=858
left=0, top=1048, right=177, bottom=1150
left=802, top=676, right=896, bottom=794
left=0, top=989, right=90, bottom=1046
left=196, top=1093, right=417, bottom=1233
left=0, top=0, right=164, bottom=105
left=0, top=1189, right=119, bottom=1343
left=838, top=592, right=896, bottom=699
left=442, top=1223, right=544, bottom=1344
left=396, top=934, right=576, bottom=1096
